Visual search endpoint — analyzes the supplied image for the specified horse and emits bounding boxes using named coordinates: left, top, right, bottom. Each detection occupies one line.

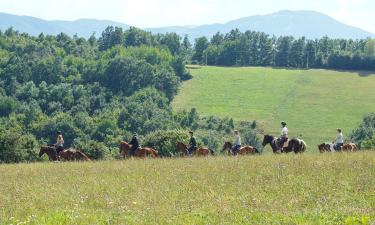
left=119, top=141, right=158, bottom=158
left=176, top=142, right=214, bottom=156
left=262, top=134, right=306, bottom=154
left=59, top=149, right=91, bottom=161
left=39, top=146, right=58, bottom=161
left=222, top=142, right=259, bottom=155
left=318, top=143, right=334, bottom=153
left=342, top=143, right=358, bottom=152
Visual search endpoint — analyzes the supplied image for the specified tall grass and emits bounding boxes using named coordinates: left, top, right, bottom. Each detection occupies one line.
left=1, top=152, right=374, bottom=224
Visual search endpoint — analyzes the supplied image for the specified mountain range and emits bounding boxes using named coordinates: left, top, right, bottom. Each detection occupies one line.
left=0, top=10, right=373, bottom=40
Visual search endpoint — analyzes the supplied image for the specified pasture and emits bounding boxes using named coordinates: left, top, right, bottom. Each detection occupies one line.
left=172, top=66, right=375, bottom=148
left=0, top=152, right=374, bottom=224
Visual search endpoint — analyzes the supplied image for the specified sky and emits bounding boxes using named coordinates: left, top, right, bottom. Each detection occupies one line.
left=0, top=0, right=374, bottom=33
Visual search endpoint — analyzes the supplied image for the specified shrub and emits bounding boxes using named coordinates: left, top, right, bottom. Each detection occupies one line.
left=143, top=129, right=189, bottom=156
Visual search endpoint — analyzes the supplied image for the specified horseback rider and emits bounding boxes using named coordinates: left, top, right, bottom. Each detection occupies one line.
left=231, top=130, right=241, bottom=155
left=278, top=122, right=288, bottom=151
left=129, top=133, right=140, bottom=156
left=333, top=128, right=344, bottom=150
left=188, top=131, right=197, bottom=156
left=54, top=131, right=64, bottom=158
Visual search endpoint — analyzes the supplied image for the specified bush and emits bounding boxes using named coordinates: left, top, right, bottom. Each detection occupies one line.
left=350, top=113, right=375, bottom=148
left=143, top=129, right=189, bottom=156
left=72, top=139, right=111, bottom=160
left=0, top=127, right=39, bottom=163
left=361, top=135, right=375, bottom=150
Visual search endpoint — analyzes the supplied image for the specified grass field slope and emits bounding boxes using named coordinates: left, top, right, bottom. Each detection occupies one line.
left=173, top=66, right=375, bottom=148
left=0, top=153, right=374, bottom=224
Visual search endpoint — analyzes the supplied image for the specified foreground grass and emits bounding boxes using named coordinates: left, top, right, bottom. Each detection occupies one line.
left=172, top=66, right=375, bottom=147
left=0, top=152, right=374, bottom=224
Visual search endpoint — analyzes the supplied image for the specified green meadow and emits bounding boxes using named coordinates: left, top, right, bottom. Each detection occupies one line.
left=173, top=66, right=375, bottom=148
left=0, top=153, right=374, bottom=224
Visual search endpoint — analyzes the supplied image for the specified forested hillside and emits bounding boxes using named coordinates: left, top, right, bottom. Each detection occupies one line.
left=0, top=27, right=258, bottom=163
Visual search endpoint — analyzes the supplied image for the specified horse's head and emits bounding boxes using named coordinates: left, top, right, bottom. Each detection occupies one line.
left=39, top=146, right=47, bottom=157
left=176, top=142, right=187, bottom=151
left=222, top=142, right=232, bottom=151
left=262, top=135, right=274, bottom=146
left=119, top=141, right=130, bottom=154
left=318, top=143, right=326, bottom=153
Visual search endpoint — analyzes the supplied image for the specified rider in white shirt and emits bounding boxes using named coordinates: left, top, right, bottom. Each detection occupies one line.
left=333, top=128, right=344, bottom=150
left=279, top=122, right=288, bottom=151
left=231, top=130, right=241, bottom=155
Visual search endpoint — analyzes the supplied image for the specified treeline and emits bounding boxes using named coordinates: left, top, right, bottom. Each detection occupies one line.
left=192, top=29, right=375, bottom=70
left=0, top=27, right=260, bottom=163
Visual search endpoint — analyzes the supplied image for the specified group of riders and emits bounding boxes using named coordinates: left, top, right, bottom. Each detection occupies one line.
left=51, top=122, right=346, bottom=157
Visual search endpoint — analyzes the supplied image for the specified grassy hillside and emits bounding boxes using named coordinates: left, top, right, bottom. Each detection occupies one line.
left=172, top=66, right=375, bottom=149
left=0, top=153, right=374, bottom=224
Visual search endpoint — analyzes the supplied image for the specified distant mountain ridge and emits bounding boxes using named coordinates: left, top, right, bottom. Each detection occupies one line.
left=0, top=10, right=373, bottom=39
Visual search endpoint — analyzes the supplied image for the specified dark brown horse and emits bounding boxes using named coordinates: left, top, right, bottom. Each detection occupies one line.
left=39, top=146, right=91, bottom=161
left=318, top=143, right=332, bottom=153
left=119, top=141, right=158, bottom=158
left=39, top=146, right=58, bottom=161
left=262, top=135, right=306, bottom=154
left=222, top=142, right=259, bottom=155
left=176, top=142, right=214, bottom=156
left=59, top=149, right=91, bottom=161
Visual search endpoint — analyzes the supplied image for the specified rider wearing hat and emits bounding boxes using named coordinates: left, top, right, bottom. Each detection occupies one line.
left=129, top=133, right=140, bottom=156
left=278, top=122, right=288, bottom=151
left=188, top=131, right=197, bottom=156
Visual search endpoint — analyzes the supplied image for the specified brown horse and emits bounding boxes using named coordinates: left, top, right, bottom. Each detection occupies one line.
left=39, top=146, right=58, bottom=161
left=176, top=142, right=214, bottom=156
left=119, top=141, right=158, bottom=158
left=318, top=143, right=332, bottom=153
left=59, top=149, right=91, bottom=161
left=222, top=142, right=259, bottom=155
left=342, top=143, right=358, bottom=152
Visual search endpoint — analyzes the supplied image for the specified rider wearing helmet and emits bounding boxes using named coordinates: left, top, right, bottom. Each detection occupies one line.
left=278, top=122, right=288, bottom=151
left=333, top=128, right=344, bottom=150
left=129, top=133, right=140, bottom=156
left=188, top=131, right=197, bottom=156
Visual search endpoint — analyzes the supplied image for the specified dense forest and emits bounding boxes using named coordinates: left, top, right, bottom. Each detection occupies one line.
left=193, top=29, right=375, bottom=70
left=0, top=27, right=260, bottom=163
left=0, top=26, right=374, bottom=163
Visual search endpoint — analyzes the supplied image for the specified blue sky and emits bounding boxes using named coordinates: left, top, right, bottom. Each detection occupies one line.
left=0, top=0, right=374, bottom=33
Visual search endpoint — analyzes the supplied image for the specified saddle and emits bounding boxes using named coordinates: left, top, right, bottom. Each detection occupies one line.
left=276, top=138, right=289, bottom=148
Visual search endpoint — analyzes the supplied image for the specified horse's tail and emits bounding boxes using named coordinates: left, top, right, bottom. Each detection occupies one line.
left=209, top=149, right=215, bottom=155
left=300, top=140, right=307, bottom=152
left=254, top=147, right=260, bottom=154
left=76, top=151, right=91, bottom=161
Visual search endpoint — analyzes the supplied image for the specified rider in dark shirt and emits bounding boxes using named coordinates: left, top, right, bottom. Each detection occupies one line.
left=129, top=133, right=140, bottom=156
left=188, top=131, right=197, bottom=156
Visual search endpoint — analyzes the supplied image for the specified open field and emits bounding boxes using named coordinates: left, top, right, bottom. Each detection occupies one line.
left=172, top=66, right=375, bottom=149
left=0, top=152, right=374, bottom=224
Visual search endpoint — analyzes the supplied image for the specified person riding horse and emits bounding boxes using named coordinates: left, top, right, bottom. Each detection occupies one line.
left=231, top=130, right=241, bottom=155
left=333, top=128, right=344, bottom=151
left=54, top=131, right=64, bottom=158
left=278, top=122, right=288, bottom=152
left=129, top=133, right=140, bottom=156
left=188, top=131, right=197, bottom=156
